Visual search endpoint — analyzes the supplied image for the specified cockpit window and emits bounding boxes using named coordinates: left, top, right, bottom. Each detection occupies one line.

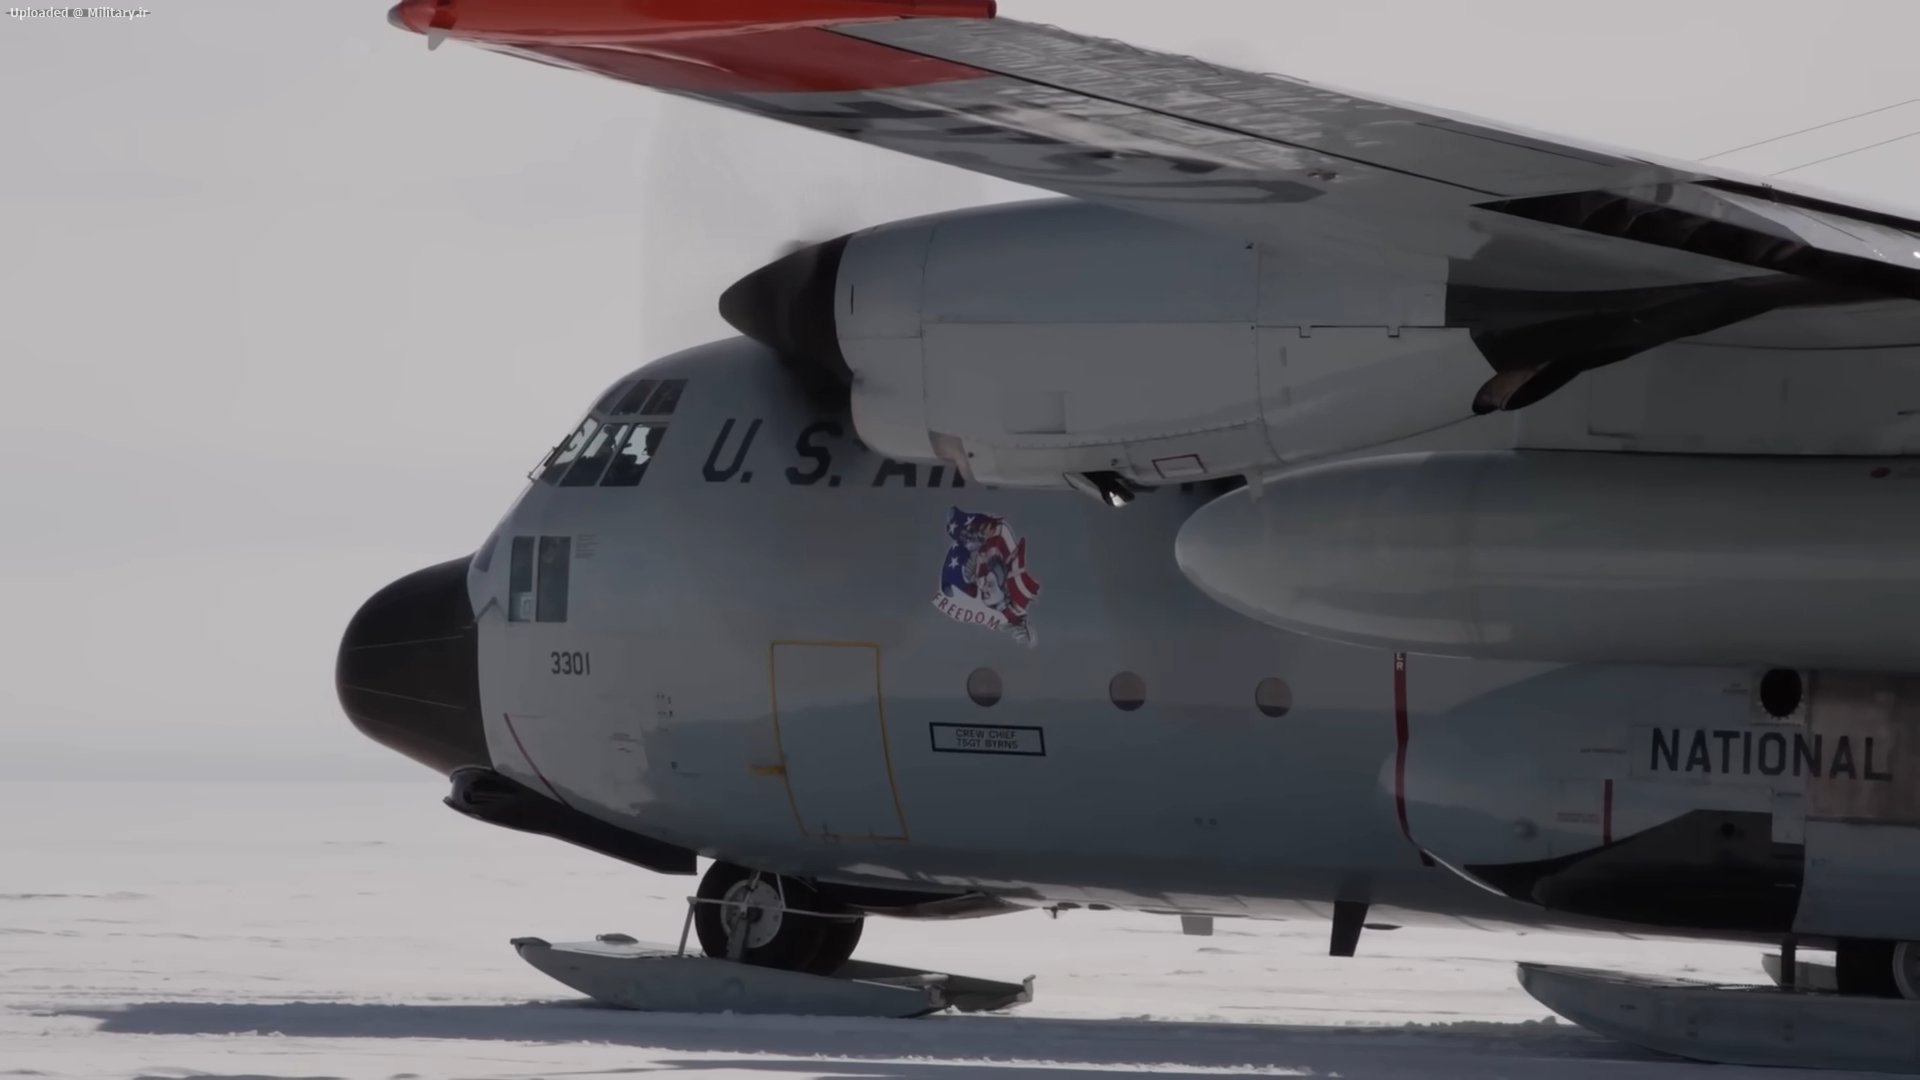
left=507, top=536, right=536, bottom=621
left=638, top=379, right=684, bottom=415
left=559, top=422, right=627, bottom=487
left=535, top=536, right=571, bottom=622
left=602, top=425, right=663, bottom=487
left=533, top=378, right=686, bottom=488
left=536, top=418, right=599, bottom=482
left=507, top=534, right=571, bottom=623
left=608, top=378, right=659, bottom=416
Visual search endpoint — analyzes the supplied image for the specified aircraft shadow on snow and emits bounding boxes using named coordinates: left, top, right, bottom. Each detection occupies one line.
left=51, top=1000, right=1782, bottom=1079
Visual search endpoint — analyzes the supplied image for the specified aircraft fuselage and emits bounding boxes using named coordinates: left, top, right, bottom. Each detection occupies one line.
left=324, top=339, right=1915, bottom=946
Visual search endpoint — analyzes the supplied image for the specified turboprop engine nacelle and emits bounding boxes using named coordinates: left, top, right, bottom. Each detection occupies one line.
left=1176, top=451, right=1920, bottom=671
left=722, top=200, right=1491, bottom=492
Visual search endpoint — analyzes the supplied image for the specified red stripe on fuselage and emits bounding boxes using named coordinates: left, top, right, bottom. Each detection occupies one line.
left=1392, top=651, right=1435, bottom=866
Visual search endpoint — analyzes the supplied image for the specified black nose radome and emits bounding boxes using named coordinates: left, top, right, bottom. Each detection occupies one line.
left=718, top=236, right=853, bottom=401
left=336, top=557, right=487, bottom=775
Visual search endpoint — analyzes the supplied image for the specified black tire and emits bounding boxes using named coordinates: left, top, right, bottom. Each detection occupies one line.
left=693, top=862, right=827, bottom=972
left=1897, top=942, right=1920, bottom=1000
left=1835, top=939, right=1901, bottom=998
left=807, top=912, right=866, bottom=976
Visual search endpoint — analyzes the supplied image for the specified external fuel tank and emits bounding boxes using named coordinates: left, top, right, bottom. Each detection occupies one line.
left=1176, top=452, right=1920, bottom=670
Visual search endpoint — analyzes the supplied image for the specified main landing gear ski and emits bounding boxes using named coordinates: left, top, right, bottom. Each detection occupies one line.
left=1522, top=939, right=1920, bottom=1073
left=512, top=860, right=1034, bottom=1018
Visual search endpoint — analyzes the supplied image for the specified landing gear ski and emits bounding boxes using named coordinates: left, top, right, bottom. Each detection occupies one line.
left=512, top=860, right=1033, bottom=1018
left=1523, top=938, right=1920, bottom=1073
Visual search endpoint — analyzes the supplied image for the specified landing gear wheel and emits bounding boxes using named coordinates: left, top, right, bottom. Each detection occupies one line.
left=1836, top=939, right=1901, bottom=998
left=1894, top=942, right=1920, bottom=1000
left=693, top=862, right=863, bottom=975
left=809, top=912, right=865, bottom=976
left=695, top=862, right=819, bottom=971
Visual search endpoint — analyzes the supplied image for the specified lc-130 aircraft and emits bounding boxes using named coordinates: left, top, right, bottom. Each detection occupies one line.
left=343, top=0, right=1920, bottom=1021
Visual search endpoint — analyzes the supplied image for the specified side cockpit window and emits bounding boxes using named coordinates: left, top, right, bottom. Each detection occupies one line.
left=533, top=377, right=686, bottom=488
left=508, top=536, right=537, bottom=622
left=536, top=536, right=570, bottom=622
left=507, top=534, right=571, bottom=624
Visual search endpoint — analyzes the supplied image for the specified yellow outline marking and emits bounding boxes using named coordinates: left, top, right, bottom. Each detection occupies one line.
left=768, top=640, right=910, bottom=844
left=767, top=642, right=808, bottom=838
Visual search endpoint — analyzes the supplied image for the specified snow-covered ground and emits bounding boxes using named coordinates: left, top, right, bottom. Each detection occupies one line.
left=0, top=781, right=1877, bottom=1079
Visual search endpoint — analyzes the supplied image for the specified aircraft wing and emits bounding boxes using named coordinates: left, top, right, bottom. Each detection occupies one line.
left=392, top=2, right=1920, bottom=289
left=390, top=1, right=1920, bottom=414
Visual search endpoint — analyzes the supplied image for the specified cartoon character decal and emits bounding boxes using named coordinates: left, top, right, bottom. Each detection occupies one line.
left=932, top=507, right=1041, bottom=645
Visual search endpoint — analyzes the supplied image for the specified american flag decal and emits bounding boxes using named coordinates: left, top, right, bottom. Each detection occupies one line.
left=932, top=507, right=1041, bottom=646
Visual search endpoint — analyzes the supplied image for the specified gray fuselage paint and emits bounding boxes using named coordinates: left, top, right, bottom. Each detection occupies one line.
left=462, top=339, right=1907, bottom=941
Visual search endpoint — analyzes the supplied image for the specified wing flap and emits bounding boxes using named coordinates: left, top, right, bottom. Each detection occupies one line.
left=1488, top=182, right=1920, bottom=301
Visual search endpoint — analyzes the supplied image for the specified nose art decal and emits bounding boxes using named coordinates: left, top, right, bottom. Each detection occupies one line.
left=933, top=507, right=1041, bottom=646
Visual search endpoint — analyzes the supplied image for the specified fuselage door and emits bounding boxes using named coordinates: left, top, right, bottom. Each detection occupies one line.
left=770, top=642, right=908, bottom=842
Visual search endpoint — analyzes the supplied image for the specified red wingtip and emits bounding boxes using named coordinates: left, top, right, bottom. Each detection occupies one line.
left=385, top=0, right=993, bottom=45
left=907, top=0, right=995, bottom=14
left=387, top=0, right=431, bottom=34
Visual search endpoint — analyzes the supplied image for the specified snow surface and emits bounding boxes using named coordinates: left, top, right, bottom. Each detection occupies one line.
left=0, top=781, right=1885, bottom=1079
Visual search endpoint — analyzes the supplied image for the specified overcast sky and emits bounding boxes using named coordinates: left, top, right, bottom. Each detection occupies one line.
left=5, top=0, right=1920, bottom=781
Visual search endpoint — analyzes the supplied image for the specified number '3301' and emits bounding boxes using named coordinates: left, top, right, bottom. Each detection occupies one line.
left=550, top=651, right=590, bottom=675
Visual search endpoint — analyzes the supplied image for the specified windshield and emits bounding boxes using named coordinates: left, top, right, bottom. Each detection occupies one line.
left=532, top=376, right=685, bottom=488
